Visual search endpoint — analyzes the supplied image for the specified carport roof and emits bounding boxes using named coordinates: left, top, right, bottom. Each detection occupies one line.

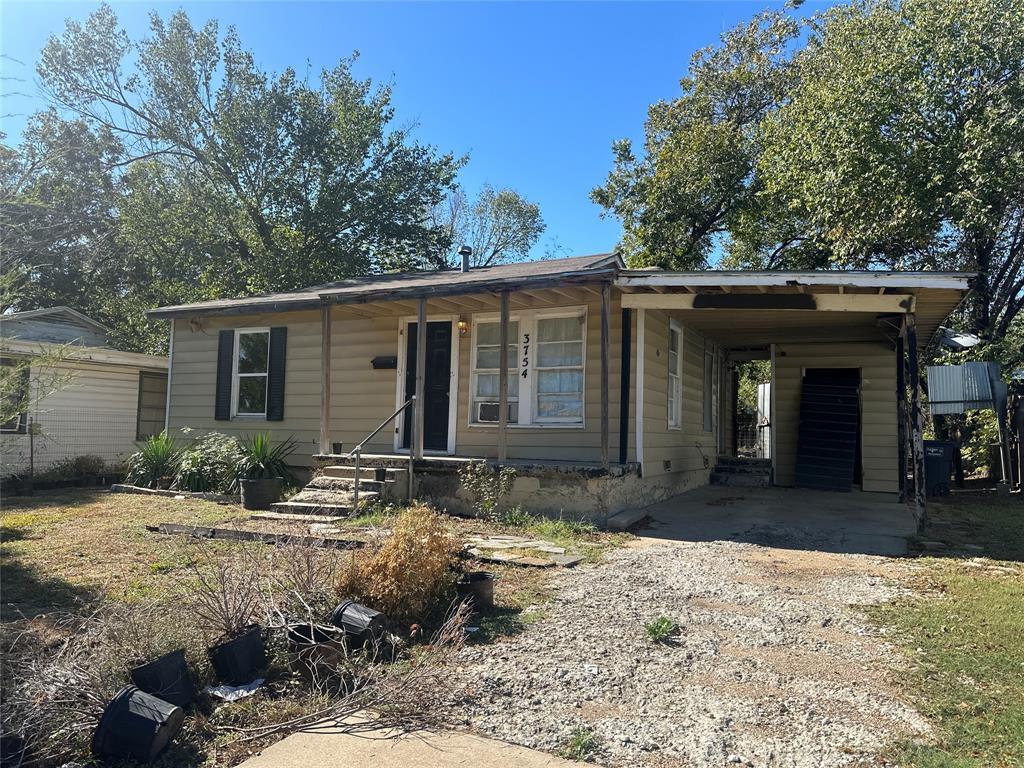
left=616, top=269, right=974, bottom=349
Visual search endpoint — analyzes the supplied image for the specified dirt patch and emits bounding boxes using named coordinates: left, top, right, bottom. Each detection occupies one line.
left=455, top=540, right=927, bottom=767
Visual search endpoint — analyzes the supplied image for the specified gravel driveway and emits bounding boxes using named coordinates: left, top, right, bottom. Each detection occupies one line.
left=454, top=539, right=927, bottom=767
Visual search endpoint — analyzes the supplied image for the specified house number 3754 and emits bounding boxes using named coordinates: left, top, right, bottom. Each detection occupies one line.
left=521, top=332, right=530, bottom=378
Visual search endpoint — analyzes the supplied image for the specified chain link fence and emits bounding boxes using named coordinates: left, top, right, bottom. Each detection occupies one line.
left=1, top=408, right=141, bottom=480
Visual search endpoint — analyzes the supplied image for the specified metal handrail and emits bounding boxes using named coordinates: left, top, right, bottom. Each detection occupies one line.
left=346, top=396, right=416, bottom=510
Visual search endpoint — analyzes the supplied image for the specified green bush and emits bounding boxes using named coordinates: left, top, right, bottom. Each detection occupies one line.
left=458, top=461, right=517, bottom=520
left=125, top=431, right=180, bottom=488
left=174, top=430, right=243, bottom=493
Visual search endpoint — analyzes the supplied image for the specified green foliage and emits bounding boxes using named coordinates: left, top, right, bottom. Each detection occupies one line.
left=36, top=454, right=109, bottom=481
left=125, top=431, right=180, bottom=488
left=174, top=429, right=244, bottom=493
left=4, top=3, right=469, bottom=353
left=235, top=432, right=297, bottom=484
left=644, top=616, right=679, bottom=644
left=591, top=11, right=800, bottom=269
left=458, top=461, right=517, bottom=521
left=559, top=727, right=599, bottom=762
left=735, top=360, right=770, bottom=412
left=593, top=0, right=1024, bottom=345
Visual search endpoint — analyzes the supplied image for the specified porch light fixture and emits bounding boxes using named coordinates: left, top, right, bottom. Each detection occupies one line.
left=457, top=316, right=469, bottom=336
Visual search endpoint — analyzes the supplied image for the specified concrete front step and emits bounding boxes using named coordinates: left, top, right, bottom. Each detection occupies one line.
left=321, top=465, right=407, bottom=480
left=251, top=511, right=347, bottom=523
left=271, top=500, right=357, bottom=516
left=709, top=471, right=770, bottom=488
left=712, top=463, right=771, bottom=476
left=715, top=457, right=772, bottom=469
left=306, top=476, right=390, bottom=493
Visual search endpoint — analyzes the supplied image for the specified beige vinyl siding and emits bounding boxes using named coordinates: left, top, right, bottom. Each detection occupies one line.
left=772, top=341, right=897, bottom=493
left=2, top=359, right=165, bottom=473
left=641, top=311, right=716, bottom=481
left=454, top=288, right=636, bottom=464
left=166, top=289, right=638, bottom=468
left=168, top=311, right=400, bottom=467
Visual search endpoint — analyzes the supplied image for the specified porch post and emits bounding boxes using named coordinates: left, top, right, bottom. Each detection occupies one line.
left=895, top=331, right=907, bottom=502
left=906, top=314, right=927, bottom=529
left=498, top=290, right=510, bottom=462
left=414, top=298, right=427, bottom=460
left=600, top=282, right=611, bottom=471
left=319, top=299, right=332, bottom=455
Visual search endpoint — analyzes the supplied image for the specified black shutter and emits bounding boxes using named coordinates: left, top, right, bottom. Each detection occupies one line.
left=215, top=330, right=234, bottom=421
left=267, top=326, right=287, bottom=421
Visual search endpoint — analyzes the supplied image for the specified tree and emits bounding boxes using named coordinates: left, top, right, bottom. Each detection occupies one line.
left=592, top=0, right=1024, bottom=345
left=590, top=11, right=800, bottom=269
left=761, top=0, right=1024, bottom=340
left=421, top=184, right=545, bottom=271
left=34, top=4, right=462, bottom=296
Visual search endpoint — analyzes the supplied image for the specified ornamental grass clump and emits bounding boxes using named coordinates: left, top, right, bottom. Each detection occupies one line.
left=125, top=431, right=180, bottom=488
left=336, top=505, right=459, bottom=624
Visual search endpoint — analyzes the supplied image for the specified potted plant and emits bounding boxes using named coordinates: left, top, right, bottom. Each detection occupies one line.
left=235, top=432, right=297, bottom=510
left=188, top=555, right=267, bottom=685
left=125, top=432, right=180, bottom=489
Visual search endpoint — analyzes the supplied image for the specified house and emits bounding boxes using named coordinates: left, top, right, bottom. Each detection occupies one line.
left=148, top=254, right=972, bottom=526
left=0, top=307, right=168, bottom=476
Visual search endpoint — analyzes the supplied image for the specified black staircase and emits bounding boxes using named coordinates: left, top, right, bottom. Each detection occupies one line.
left=794, top=369, right=860, bottom=492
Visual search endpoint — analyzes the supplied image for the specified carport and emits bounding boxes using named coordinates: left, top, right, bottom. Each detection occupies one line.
left=617, top=270, right=973, bottom=531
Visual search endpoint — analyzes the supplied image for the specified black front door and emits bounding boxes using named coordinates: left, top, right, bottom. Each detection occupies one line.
left=402, top=321, right=452, bottom=451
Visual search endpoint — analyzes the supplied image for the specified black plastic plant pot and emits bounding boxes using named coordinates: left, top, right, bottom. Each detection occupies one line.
left=329, top=601, right=388, bottom=646
left=130, top=649, right=195, bottom=708
left=207, top=625, right=266, bottom=685
left=91, top=685, right=185, bottom=764
left=456, top=571, right=495, bottom=611
left=287, top=623, right=346, bottom=683
left=239, top=477, right=283, bottom=510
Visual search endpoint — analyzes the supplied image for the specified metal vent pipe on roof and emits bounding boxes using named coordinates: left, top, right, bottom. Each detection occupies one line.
left=458, top=245, right=472, bottom=273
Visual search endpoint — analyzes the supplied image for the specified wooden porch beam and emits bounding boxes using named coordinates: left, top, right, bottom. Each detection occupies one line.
left=498, top=291, right=510, bottom=463
left=414, top=298, right=427, bottom=460
left=906, top=314, right=926, bottom=528
left=600, top=282, right=611, bottom=470
left=896, top=331, right=907, bottom=502
left=620, top=292, right=916, bottom=313
left=319, top=300, right=332, bottom=455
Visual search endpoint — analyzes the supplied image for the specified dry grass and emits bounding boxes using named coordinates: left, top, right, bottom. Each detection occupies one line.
left=1, top=489, right=239, bottom=618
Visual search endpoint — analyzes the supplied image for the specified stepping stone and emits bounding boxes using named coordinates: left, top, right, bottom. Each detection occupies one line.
left=551, top=554, right=584, bottom=568
left=535, top=546, right=566, bottom=554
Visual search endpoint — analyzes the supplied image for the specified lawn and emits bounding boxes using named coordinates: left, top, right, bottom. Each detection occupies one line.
left=1, top=489, right=240, bottom=618
left=870, top=492, right=1024, bottom=768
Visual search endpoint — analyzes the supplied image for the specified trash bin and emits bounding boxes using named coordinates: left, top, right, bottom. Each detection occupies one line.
left=924, top=440, right=956, bottom=497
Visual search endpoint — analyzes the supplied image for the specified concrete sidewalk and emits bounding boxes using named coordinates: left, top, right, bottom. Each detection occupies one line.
left=239, top=723, right=576, bottom=768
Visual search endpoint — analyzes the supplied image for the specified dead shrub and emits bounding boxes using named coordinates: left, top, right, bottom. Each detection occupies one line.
left=335, top=504, right=458, bottom=624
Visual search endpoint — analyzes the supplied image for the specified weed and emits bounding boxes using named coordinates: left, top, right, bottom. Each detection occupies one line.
left=458, top=461, right=516, bottom=520
left=559, top=726, right=599, bottom=761
left=336, top=504, right=458, bottom=624
left=644, top=616, right=678, bottom=644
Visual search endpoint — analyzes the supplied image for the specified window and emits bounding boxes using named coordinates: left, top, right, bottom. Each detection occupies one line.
left=234, top=330, right=269, bottom=416
left=667, top=322, right=682, bottom=429
left=471, top=320, right=519, bottom=424
left=468, top=308, right=586, bottom=427
left=703, top=342, right=715, bottom=433
left=0, top=358, right=28, bottom=433
left=535, top=315, right=585, bottom=423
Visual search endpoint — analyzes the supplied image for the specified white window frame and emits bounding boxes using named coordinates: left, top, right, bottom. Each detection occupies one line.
left=470, top=315, right=521, bottom=426
left=667, top=320, right=683, bottom=430
left=467, top=306, right=587, bottom=429
left=231, top=327, right=270, bottom=419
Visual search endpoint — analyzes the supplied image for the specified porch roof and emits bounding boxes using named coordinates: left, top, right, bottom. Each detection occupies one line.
left=148, top=253, right=622, bottom=319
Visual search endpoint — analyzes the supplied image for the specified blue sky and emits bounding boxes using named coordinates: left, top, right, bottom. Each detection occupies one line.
left=1, top=1, right=820, bottom=259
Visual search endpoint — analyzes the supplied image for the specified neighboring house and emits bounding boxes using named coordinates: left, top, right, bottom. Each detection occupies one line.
left=0, top=307, right=168, bottom=475
left=149, top=254, right=971, bottom=524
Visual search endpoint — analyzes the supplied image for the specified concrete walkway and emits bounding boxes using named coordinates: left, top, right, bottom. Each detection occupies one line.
left=239, top=722, right=577, bottom=768
left=637, top=485, right=916, bottom=556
